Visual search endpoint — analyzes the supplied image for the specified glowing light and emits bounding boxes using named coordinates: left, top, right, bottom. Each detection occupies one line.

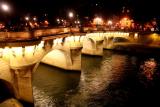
left=58, top=38, right=62, bottom=44
left=2, top=47, right=11, bottom=60
left=0, top=48, right=3, bottom=57
left=140, top=58, right=157, bottom=80
left=11, top=47, right=22, bottom=56
left=77, top=20, right=80, bottom=24
left=33, top=17, right=37, bottom=21
left=75, top=36, right=80, bottom=42
left=44, top=20, right=49, bottom=25
left=25, top=46, right=35, bottom=55
left=124, top=18, right=127, bottom=20
left=1, top=3, right=10, bottom=12
left=57, top=18, right=60, bottom=22
left=93, top=17, right=103, bottom=25
left=80, top=36, right=85, bottom=42
left=68, top=12, right=74, bottom=18
left=107, top=20, right=112, bottom=25
left=37, top=41, right=44, bottom=49
left=25, top=16, right=29, bottom=21
left=120, top=17, right=132, bottom=28
left=134, top=33, right=138, bottom=39
left=54, top=39, right=58, bottom=45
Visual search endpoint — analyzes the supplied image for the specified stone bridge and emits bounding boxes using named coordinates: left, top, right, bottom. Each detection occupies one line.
left=0, top=31, right=138, bottom=104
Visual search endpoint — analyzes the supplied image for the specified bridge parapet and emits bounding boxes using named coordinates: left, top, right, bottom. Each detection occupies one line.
left=86, top=32, right=104, bottom=41
left=64, top=36, right=83, bottom=49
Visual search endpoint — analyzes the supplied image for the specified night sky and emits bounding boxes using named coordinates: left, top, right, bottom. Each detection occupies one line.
left=1, top=0, right=160, bottom=22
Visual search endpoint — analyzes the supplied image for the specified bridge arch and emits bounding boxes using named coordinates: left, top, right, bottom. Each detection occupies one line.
left=41, top=49, right=72, bottom=70
left=0, top=59, right=12, bottom=84
left=103, top=33, right=131, bottom=49
left=82, top=37, right=96, bottom=50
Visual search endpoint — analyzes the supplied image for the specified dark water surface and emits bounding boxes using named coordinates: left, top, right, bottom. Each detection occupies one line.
left=33, top=50, right=160, bottom=107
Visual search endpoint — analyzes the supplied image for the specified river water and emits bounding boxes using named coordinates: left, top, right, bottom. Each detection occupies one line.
left=33, top=50, right=160, bottom=107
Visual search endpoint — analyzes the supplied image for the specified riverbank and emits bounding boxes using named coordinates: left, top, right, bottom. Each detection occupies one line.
left=107, top=43, right=160, bottom=55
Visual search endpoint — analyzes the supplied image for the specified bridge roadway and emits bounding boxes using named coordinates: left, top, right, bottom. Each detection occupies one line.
left=0, top=29, right=159, bottom=105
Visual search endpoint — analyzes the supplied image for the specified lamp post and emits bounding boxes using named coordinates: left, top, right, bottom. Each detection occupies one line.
left=93, top=17, right=103, bottom=30
left=1, top=3, right=10, bottom=12
left=68, top=11, right=74, bottom=33
left=68, top=11, right=74, bottom=26
left=69, top=12, right=74, bottom=19
left=24, top=16, right=30, bottom=31
left=107, top=20, right=112, bottom=30
left=0, top=3, right=11, bottom=31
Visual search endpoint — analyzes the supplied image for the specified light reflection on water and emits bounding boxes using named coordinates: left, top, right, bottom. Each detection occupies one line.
left=33, top=50, right=160, bottom=107
left=65, top=51, right=134, bottom=107
left=33, top=65, right=81, bottom=107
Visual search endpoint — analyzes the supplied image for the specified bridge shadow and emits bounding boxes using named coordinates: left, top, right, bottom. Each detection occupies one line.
left=0, top=79, right=34, bottom=107
left=0, top=79, right=14, bottom=103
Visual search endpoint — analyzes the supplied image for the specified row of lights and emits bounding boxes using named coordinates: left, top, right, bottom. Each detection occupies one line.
left=56, top=12, right=81, bottom=26
left=25, top=16, right=37, bottom=21
left=0, top=3, right=133, bottom=30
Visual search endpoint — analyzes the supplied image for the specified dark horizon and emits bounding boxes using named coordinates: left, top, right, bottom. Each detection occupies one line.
left=0, top=0, right=159, bottom=23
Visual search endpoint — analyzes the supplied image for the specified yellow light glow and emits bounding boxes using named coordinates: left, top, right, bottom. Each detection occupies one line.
left=11, top=47, right=22, bottom=57
left=2, top=47, right=11, bottom=60
left=80, top=36, right=85, bottom=42
left=68, top=12, right=74, bottom=18
left=37, top=41, right=44, bottom=49
left=0, top=48, right=3, bottom=57
left=25, top=46, right=35, bottom=55
left=93, top=17, right=103, bottom=25
left=134, top=33, right=138, bottom=39
left=54, top=39, right=58, bottom=45
left=58, top=38, right=62, bottom=44
left=1, top=3, right=10, bottom=12
left=107, top=20, right=112, bottom=25
left=25, top=16, right=29, bottom=21
left=75, top=36, right=80, bottom=42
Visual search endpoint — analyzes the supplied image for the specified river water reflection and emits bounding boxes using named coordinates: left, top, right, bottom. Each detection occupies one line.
left=33, top=50, right=160, bottom=107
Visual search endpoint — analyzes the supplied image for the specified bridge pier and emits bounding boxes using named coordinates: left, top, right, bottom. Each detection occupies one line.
left=82, top=37, right=104, bottom=56
left=11, top=64, right=36, bottom=103
left=103, top=36, right=114, bottom=49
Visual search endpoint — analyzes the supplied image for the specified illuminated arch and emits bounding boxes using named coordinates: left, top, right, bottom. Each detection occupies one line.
left=41, top=49, right=72, bottom=70
left=0, top=59, right=12, bottom=84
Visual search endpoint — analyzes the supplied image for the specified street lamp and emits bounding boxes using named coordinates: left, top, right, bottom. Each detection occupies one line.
left=0, top=3, right=10, bottom=12
left=107, top=20, right=112, bottom=30
left=107, top=20, right=112, bottom=25
left=0, top=3, right=11, bottom=31
left=68, top=11, right=74, bottom=33
left=24, top=16, right=30, bottom=31
left=33, top=17, right=37, bottom=21
left=68, top=12, right=74, bottom=18
left=25, top=16, right=30, bottom=21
